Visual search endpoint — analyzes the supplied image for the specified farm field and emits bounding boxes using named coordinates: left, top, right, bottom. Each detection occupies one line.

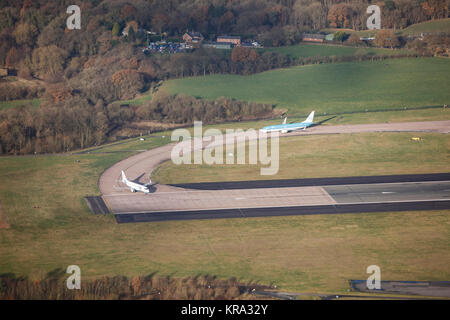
left=0, top=130, right=449, bottom=294
left=161, top=58, right=450, bottom=115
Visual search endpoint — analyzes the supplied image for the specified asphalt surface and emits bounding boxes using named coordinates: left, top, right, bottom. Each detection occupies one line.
left=114, top=200, right=450, bottom=223
left=324, top=181, right=450, bottom=203
left=170, top=173, right=450, bottom=190
left=84, top=196, right=111, bottom=214
left=350, top=280, right=450, bottom=298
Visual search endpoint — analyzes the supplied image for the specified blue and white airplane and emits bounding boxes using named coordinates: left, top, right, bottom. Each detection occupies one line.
left=260, top=111, right=315, bottom=133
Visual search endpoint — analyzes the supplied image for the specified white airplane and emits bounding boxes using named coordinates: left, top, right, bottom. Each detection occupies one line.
left=260, top=111, right=315, bottom=133
left=121, top=171, right=151, bottom=194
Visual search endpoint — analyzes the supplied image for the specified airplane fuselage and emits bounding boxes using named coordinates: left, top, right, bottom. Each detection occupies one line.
left=127, top=181, right=150, bottom=193
left=260, top=122, right=313, bottom=133
left=121, top=171, right=151, bottom=194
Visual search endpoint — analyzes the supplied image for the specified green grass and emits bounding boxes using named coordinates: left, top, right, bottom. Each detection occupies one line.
left=0, top=129, right=449, bottom=294
left=258, top=43, right=409, bottom=58
left=0, top=98, right=41, bottom=110
left=116, top=90, right=153, bottom=105
left=401, top=18, right=450, bottom=36
left=153, top=132, right=450, bottom=184
left=161, top=58, right=450, bottom=116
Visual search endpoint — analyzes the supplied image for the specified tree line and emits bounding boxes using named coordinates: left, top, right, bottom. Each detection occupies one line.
left=0, top=94, right=274, bottom=155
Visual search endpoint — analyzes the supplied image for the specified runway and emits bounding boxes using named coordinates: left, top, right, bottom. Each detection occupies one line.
left=114, top=200, right=450, bottom=223
left=97, top=120, right=450, bottom=223
left=170, top=173, right=450, bottom=190
left=106, top=180, right=450, bottom=223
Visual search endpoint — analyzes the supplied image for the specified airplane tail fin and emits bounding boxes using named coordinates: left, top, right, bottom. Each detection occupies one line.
left=305, top=111, right=315, bottom=123
left=282, top=117, right=287, bottom=125
left=121, top=171, right=127, bottom=183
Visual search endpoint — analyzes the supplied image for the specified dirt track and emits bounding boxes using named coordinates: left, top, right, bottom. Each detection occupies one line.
left=99, top=120, right=450, bottom=197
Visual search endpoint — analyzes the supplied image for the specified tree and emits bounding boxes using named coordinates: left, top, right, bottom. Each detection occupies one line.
left=127, top=26, right=136, bottom=43
left=334, top=31, right=348, bottom=43
left=231, top=47, right=259, bottom=63
left=328, top=4, right=353, bottom=28
left=375, top=30, right=399, bottom=48
left=31, top=45, right=68, bottom=77
left=14, top=22, right=38, bottom=46
left=346, top=33, right=362, bottom=46
left=112, top=22, right=120, bottom=37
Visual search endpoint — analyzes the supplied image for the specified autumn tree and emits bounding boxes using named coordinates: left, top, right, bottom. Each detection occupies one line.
left=31, top=45, right=68, bottom=77
left=111, top=69, right=145, bottom=100
left=374, top=30, right=399, bottom=48
left=14, top=22, right=38, bottom=47
left=231, top=47, right=259, bottom=63
left=346, top=33, right=362, bottom=46
left=327, top=4, right=353, bottom=28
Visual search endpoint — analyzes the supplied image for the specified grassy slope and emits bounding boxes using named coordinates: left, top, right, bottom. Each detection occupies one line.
left=401, top=18, right=450, bottom=35
left=0, top=132, right=449, bottom=293
left=162, top=58, right=450, bottom=116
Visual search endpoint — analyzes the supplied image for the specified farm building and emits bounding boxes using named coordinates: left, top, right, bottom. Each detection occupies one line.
left=202, top=41, right=233, bottom=49
left=217, top=35, right=241, bottom=46
left=183, top=31, right=204, bottom=44
left=302, top=33, right=326, bottom=42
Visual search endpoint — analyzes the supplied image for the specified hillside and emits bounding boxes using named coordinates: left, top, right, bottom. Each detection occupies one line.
left=161, top=58, right=450, bottom=115
left=401, top=18, right=450, bottom=35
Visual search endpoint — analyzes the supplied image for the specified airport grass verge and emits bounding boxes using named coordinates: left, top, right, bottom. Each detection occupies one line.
left=153, top=132, right=450, bottom=184
left=0, top=130, right=449, bottom=294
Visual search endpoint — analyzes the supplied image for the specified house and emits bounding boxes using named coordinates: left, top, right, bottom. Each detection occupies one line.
left=325, top=34, right=334, bottom=41
left=183, top=31, right=204, bottom=44
left=302, top=33, right=325, bottom=43
left=360, top=37, right=375, bottom=41
left=0, top=67, right=11, bottom=77
left=217, top=35, right=241, bottom=46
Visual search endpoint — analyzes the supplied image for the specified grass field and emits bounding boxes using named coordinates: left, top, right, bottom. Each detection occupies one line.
left=0, top=132, right=449, bottom=293
left=152, top=132, right=450, bottom=184
left=161, top=58, right=450, bottom=115
left=401, top=18, right=450, bottom=35
left=0, top=98, right=41, bottom=110
left=258, top=43, right=409, bottom=58
left=116, top=90, right=153, bottom=106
